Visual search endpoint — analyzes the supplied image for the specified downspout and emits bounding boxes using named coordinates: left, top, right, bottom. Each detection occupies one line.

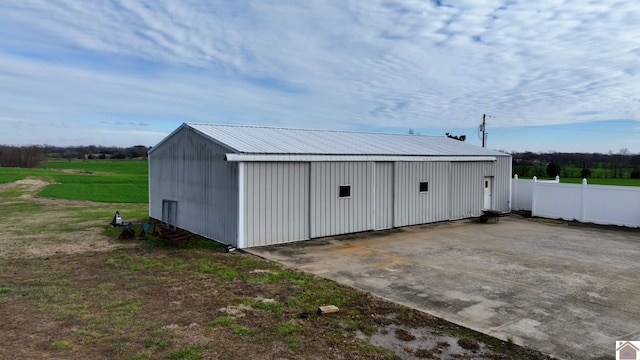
left=237, top=161, right=245, bottom=249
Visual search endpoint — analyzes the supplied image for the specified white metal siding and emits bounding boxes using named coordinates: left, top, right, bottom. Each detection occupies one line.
left=493, top=156, right=512, bottom=212
left=149, top=141, right=179, bottom=221
left=148, top=127, right=239, bottom=245
left=151, top=124, right=513, bottom=248
left=243, top=162, right=310, bottom=247
left=310, top=162, right=373, bottom=238
left=448, top=161, right=494, bottom=219
left=375, top=162, right=394, bottom=230
left=394, top=162, right=450, bottom=227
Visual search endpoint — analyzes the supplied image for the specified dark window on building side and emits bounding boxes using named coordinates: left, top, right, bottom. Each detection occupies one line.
left=419, top=182, right=429, bottom=192
left=339, top=185, right=351, bottom=198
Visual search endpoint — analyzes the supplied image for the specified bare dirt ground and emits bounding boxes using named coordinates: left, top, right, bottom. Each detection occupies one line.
left=0, top=180, right=554, bottom=359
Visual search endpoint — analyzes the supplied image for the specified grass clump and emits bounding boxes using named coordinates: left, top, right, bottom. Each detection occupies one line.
left=276, top=320, right=303, bottom=336
left=130, top=352, right=152, bottom=360
left=235, top=297, right=284, bottom=314
left=51, top=340, right=73, bottom=349
left=208, top=316, right=234, bottom=327
left=196, top=259, right=240, bottom=279
left=169, top=344, right=210, bottom=360
left=231, top=325, right=256, bottom=336
left=208, top=315, right=256, bottom=336
left=276, top=320, right=303, bottom=349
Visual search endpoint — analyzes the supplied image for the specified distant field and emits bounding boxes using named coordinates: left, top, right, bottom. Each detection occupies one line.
left=560, top=177, right=640, bottom=186
left=0, top=158, right=148, bottom=203
left=524, top=177, right=640, bottom=187
left=514, top=164, right=640, bottom=182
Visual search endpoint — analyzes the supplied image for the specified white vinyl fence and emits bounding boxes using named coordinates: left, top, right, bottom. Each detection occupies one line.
left=511, top=175, right=640, bottom=228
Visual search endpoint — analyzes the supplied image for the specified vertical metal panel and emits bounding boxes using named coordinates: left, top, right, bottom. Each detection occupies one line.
left=310, top=162, right=373, bottom=238
left=448, top=162, right=488, bottom=219
left=375, top=162, right=394, bottom=230
left=148, top=127, right=239, bottom=246
left=393, top=162, right=450, bottom=227
left=493, top=156, right=512, bottom=212
left=243, top=162, right=310, bottom=247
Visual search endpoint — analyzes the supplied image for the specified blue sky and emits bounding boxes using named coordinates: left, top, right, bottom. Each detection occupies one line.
left=1, top=1, right=639, bottom=154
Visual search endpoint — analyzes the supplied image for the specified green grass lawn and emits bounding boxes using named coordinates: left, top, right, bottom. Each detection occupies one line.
left=0, top=159, right=148, bottom=203
left=560, top=177, right=640, bottom=187
left=519, top=176, right=640, bottom=187
left=39, top=158, right=148, bottom=175
left=529, top=177, right=640, bottom=187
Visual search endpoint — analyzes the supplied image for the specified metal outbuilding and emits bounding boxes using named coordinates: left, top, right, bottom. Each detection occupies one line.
left=148, top=123, right=512, bottom=248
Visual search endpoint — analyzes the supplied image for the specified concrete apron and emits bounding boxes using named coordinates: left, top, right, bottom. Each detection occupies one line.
left=246, top=216, right=640, bottom=360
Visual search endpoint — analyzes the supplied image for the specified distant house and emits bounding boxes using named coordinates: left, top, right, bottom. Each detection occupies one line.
left=148, top=123, right=511, bottom=248
left=618, top=341, right=639, bottom=360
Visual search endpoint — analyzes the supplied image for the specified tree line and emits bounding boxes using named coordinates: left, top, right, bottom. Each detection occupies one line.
left=0, top=145, right=151, bottom=168
left=0, top=146, right=47, bottom=168
left=3, top=144, right=639, bottom=179
left=42, top=145, right=150, bottom=160
left=511, top=149, right=640, bottom=179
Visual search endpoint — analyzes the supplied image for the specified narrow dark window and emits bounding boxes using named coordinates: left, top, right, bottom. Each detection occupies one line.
left=339, top=185, right=351, bottom=198
left=419, top=182, right=429, bottom=193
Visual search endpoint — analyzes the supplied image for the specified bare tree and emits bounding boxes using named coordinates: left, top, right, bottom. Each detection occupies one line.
left=0, top=146, right=46, bottom=168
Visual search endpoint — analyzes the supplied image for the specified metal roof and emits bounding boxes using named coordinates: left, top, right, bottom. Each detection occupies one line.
left=177, top=123, right=508, bottom=158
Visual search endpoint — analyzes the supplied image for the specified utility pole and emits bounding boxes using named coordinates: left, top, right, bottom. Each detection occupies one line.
left=481, top=114, right=486, bottom=148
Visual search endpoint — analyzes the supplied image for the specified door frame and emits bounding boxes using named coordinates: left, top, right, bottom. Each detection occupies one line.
left=483, top=176, right=493, bottom=210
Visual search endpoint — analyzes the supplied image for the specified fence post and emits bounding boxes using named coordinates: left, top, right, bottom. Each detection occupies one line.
left=580, top=178, right=587, bottom=222
left=532, top=176, right=537, bottom=216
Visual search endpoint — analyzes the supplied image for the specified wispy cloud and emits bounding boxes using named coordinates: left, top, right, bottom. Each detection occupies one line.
left=0, top=1, right=639, bottom=150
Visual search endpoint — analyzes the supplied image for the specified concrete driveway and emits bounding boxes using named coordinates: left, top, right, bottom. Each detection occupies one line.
left=247, top=216, right=640, bottom=359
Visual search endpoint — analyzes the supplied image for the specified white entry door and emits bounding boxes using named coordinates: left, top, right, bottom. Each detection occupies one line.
left=483, top=177, right=493, bottom=210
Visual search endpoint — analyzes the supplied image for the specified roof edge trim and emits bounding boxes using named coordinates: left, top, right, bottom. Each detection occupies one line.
left=225, top=154, right=497, bottom=162
left=148, top=123, right=188, bottom=154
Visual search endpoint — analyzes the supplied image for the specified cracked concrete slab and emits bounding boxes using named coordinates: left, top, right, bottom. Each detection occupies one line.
left=247, top=216, right=640, bottom=359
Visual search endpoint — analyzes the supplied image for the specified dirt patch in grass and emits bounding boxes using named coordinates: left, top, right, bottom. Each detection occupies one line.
left=58, top=169, right=95, bottom=175
left=0, top=183, right=555, bottom=359
left=0, top=177, right=49, bottom=193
